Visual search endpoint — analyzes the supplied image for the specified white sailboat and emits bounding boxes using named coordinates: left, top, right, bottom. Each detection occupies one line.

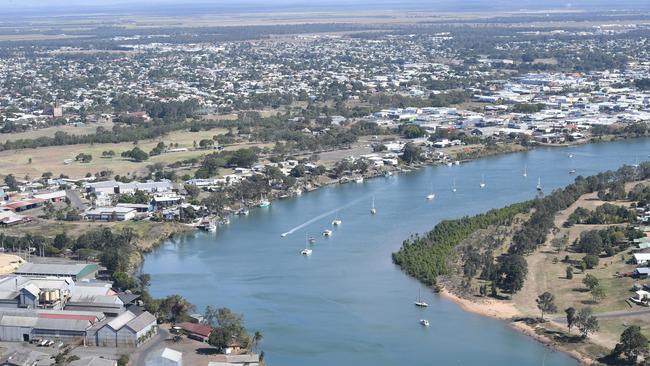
left=414, top=289, right=429, bottom=307
left=370, top=196, right=377, bottom=215
left=323, top=229, right=333, bottom=237
left=523, top=165, right=527, bottom=177
left=536, top=177, right=542, bottom=191
left=301, top=235, right=313, bottom=256
left=332, top=211, right=342, bottom=226
left=420, top=319, right=430, bottom=327
left=479, top=175, right=486, bottom=188
left=452, top=178, right=457, bottom=193
left=426, top=183, right=435, bottom=200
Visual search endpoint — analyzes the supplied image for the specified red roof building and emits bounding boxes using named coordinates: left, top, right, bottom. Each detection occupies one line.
left=177, top=322, right=212, bottom=340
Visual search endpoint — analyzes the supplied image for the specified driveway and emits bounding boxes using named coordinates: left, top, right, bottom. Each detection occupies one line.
left=129, top=327, right=170, bottom=366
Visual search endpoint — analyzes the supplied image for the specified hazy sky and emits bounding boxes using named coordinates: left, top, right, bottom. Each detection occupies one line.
left=1, top=0, right=649, bottom=15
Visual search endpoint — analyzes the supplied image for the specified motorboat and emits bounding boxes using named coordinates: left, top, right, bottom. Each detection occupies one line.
left=479, top=175, right=486, bottom=188
left=355, top=176, right=364, bottom=183
left=569, top=169, right=576, bottom=174
left=259, top=195, right=271, bottom=207
left=323, top=229, right=333, bottom=237
left=420, top=319, right=430, bottom=327
left=308, top=237, right=316, bottom=244
left=301, top=248, right=312, bottom=256
left=536, top=177, right=542, bottom=191
left=332, top=217, right=342, bottom=226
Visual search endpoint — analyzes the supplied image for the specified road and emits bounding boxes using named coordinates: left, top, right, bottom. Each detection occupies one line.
left=65, top=189, right=86, bottom=211
left=553, top=307, right=650, bottom=323
left=129, top=327, right=170, bottom=366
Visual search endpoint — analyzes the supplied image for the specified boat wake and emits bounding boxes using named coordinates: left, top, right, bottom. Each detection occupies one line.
left=280, top=190, right=381, bottom=237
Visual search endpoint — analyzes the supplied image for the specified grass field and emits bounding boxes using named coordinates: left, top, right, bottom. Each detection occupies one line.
left=0, top=127, right=277, bottom=178
left=512, top=186, right=650, bottom=348
left=0, top=122, right=112, bottom=143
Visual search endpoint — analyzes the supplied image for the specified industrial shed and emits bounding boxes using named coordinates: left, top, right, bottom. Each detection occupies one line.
left=94, top=311, right=157, bottom=347
left=0, top=315, right=37, bottom=342
left=32, top=318, right=91, bottom=343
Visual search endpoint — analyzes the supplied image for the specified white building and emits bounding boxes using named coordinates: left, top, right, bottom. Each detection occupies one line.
left=146, top=347, right=183, bottom=366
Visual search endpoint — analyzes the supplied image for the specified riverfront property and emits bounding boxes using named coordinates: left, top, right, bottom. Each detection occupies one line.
left=144, top=138, right=650, bottom=365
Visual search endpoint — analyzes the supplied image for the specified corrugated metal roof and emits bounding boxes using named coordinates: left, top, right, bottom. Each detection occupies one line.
left=125, top=311, right=155, bottom=332
left=16, top=262, right=97, bottom=277
left=35, top=317, right=90, bottom=331
left=106, top=311, right=136, bottom=331
left=0, top=315, right=38, bottom=327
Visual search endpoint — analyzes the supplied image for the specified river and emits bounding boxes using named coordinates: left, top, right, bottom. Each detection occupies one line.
left=143, top=138, right=648, bottom=366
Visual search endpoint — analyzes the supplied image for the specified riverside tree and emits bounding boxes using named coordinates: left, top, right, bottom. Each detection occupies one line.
left=565, top=307, right=576, bottom=334
left=611, top=325, right=649, bottom=364
left=497, top=254, right=528, bottom=294
left=536, top=292, right=557, bottom=320
left=575, top=307, right=599, bottom=339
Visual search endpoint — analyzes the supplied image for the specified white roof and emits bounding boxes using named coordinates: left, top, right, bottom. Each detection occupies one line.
left=160, top=348, right=182, bottom=362
left=106, top=311, right=136, bottom=330
left=634, top=253, right=650, bottom=260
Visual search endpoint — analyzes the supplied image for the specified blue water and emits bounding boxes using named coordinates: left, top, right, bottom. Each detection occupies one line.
left=144, top=139, right=647, bottom=365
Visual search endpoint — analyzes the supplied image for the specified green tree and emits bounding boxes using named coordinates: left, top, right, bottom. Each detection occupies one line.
left=401, top=143, right=422, bottom=165
left=582, top=274, right=599, bottom=291
left=583, top=254, right=599, bottom=269
left=228, top=148, right=258, bottom=168
left=497, top=254, right=528, bottom=294
left=575, top=307, right=599, bottom=339
left=158, top=295, right=195, bottom=323
left=536, top=292, right=557, bottom=320
left=565, top=307, right=576, bottom=334
left=566, top=266, right=573, bottom=279
left=4, top=174, right=18, bottom=190
left=121, top=147, right=149, bottom=162
left=612, top=325, right=649, bottom=364
left=591, top=284, right=606, bottom=303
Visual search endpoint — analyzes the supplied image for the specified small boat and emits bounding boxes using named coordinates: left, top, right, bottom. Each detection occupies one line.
left=332, top=216, right=342, bottom=226
left=479, top=175, right=486, bottom=188
left=452, top=178, right=457, bottom=193
left=420, top=319, right=430, bottom=327
left=384, top=171, right=393, bottom=177
left=258, top=195, right=270, bottom=207
left=569, top=168, right=576, bottom=174
left=446, top=162, right=453, bottom=167
left=281, top=233, right=287, bottom=238
left=414, top=290, right=429, bottom=307
left=219, top=217, right=230, bottom=225
left=426, top=183, right=435, bottom=200
left=454, top=160, right=460, bottom=165
left=370, top=196, right=377, bottom=215
left=355, top=176, right=364, bottom=183
left=568, top=153, right=574, bottom=158
left=536, top=177, right=542, bottom=191
left=323, top=229, right=333, bottom=237
left=198, top=221, right=217, bottom=232
left=308, top=237, right=316, bottom=244
left=301, top=248, right=312, bottom=256
left=523, top=165, right=527, bottom=177
left=236, top=208, right=249, bottom=216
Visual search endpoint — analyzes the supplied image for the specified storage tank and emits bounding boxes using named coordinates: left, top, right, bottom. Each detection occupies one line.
left=45, top=291, right=50, bottom=302
left=52, top=291, right=59, bottom=301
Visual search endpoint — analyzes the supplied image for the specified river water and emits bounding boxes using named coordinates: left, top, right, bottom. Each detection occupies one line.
left=144, top=139, right=649, bottom=366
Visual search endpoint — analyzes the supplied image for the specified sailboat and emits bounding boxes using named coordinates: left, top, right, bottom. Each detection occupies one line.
left=258, top=195, right=270, bottom=207
left=332, top=211, right=342, bottom=226
left=452, top=178, right=457, bottom=193
left=479, top=175, right=486, bottom=188
left=420, top=319, right=430, bottom=327
left=414, top=289, right=429, bottom=307
left=370, top=196, right=377, bottom=215
left=523, top=165, right=527, bottom=177
left=426, top=183, right=435, bottom=200
left=569, top=168, right=576, bottom=174
left=301, top=235, right=313, bottom=256
left=536, top=177, right=542, bottom=191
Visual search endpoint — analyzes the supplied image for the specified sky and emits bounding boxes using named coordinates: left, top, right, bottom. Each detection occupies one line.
left=1, top=0, right=649, bottom=16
